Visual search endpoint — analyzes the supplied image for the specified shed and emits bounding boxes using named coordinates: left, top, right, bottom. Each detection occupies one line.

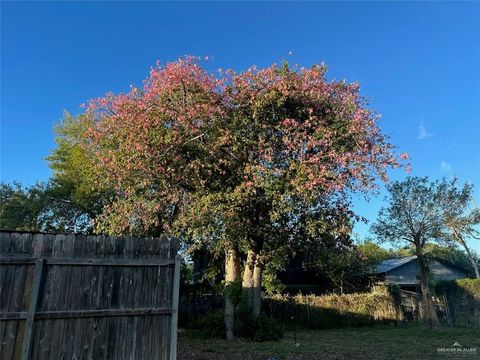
left=376, top=255, right=467, bottom=288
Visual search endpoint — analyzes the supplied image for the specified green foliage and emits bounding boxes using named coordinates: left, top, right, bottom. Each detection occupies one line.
left=456, top=278, right=480, bottom=299
left=423, top=243, right=478, bottom=278
left=297, top=235, right=373, bottom=294
left=372, top=177, right=480, bottom=276
left=0, top=182, right=46, bottom=231
left=180, top=260, right=194, bottom=295
left=189, top=307, right=284, bottom=341
left=262, top=267, right=287, bottom=296
left=0, top=112, right=107, bottom=234
left=190, top=309, right=225, bottom=338
left=69, top=57, right=404, bottom=271
left=250, top=314, right=284, bottom=342
left=0, top=181, right=93, bottom=233
left=235, top=306, right=284, bottom=342
left=47, top=112, right=101, bottom=213
left=371, top=177, right=446, bottom=249
left=356, top=240, right=392, bottom=265
left=436, top=178, right=480, bottom=277
left=434, top=279, right=480, bottom=327
left=435, top=278, right=480, bottom=301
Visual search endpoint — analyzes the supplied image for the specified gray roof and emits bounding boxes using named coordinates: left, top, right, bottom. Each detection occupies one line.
left=377, top=255, right=417, bottom=273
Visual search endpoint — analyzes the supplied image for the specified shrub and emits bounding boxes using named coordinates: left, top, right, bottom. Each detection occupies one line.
left=434, top=279, right=480, bottom=327
left=235, top=306, right=284, bottom=341
left=189, top=307, right=284, bottom=341
left=252, top=314, right=284, bottom=342
left=434, top=278, right=480, bottom=299
left=189, top=309, right=225, bottom=338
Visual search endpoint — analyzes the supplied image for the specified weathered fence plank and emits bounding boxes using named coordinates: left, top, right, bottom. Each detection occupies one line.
left=170, top=255, right=181, bottom=360
left=20, top=259, right=44, bottom=359
left=0, top=230, right=179, bottom=360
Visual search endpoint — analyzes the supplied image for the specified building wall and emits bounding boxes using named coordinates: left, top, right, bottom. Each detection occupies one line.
left=385, top=259, right=467, bottom=285
left=385, top=260, right=418, bottom=284
left=430, top=260, right=467, bottom=281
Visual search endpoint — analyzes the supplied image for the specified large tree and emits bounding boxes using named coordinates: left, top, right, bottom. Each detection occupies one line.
left=371, top=177, right=445, bottom=327
left=61, top=57, right=406, bottom=338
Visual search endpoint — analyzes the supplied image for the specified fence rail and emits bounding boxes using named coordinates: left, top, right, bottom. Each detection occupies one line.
left=0, top=231, right=180, bottom=360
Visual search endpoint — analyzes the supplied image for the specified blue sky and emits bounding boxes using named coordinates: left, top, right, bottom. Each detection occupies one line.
left=1, top=2, right=479, bottom=251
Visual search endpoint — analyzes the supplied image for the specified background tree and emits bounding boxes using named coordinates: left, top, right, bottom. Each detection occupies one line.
left=0, top=180, right=93, bottom=233
left=423, top=243, right=478, bottom=278
left=0, top=182, right=47, bottom=231
left=303, top=236, right=372, bottom=294
left=356, top=240, right=393, bottom=266
left=439, top=178, right=480, bottom=278
left=371, top=177, right=444, bottom=327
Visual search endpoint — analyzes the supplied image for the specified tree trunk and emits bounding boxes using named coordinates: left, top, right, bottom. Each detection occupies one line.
left=224, top=246, right=240, bottom=340
left=242, top=249, right=256, bottom=309
left=252, top=255, right=264, bottom=318
left=459, top=237, right=480, bottom=279
left=472, top=260, right=480, bottom=279
left=416, top=253, right=440, bottom=328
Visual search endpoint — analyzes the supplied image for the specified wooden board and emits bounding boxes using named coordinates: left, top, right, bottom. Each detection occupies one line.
left=0, top=231, right=179, bottom=360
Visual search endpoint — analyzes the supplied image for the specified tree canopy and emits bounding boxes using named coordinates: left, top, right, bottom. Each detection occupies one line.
left=0, top=180, right=92, bottom=233
left=371, top=176, right=447, bottom=326
left=49, top=57, right=407, bottom=337
left=80, top=57, right=407, bottom=237
left=438, top=178, right=480, bottom=278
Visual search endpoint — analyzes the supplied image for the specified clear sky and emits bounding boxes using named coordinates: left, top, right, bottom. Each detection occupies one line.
left=1, top=2, right=479, bottom=250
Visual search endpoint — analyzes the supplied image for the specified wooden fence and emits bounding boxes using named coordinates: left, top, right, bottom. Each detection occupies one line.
left=0, top=231, right=181, bottom=360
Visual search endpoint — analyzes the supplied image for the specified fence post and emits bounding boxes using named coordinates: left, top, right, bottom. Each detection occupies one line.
left=21, top=258, right=44, bottom=360
left=170, top=255, right=181, bottom=360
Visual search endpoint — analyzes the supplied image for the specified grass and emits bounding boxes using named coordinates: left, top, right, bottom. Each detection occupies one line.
left=178, top=325, right=480, bottom=359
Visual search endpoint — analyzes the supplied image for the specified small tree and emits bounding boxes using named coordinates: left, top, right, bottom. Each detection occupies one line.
left=439, top=178, right=480, bottom=278
left=371, top=177, right=443, bottom=327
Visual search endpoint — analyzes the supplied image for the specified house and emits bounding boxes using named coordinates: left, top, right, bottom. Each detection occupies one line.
left=376, top=255, right=467, bottom=290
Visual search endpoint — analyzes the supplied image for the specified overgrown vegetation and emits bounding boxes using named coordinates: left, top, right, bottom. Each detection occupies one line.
left=265, top=286, right=403, bottom=329
left=434, top=279, right=480, bottom=328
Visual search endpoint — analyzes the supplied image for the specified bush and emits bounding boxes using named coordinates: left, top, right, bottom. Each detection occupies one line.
left=252, top=314, right=284, bottom=342
left=189, top=309, right=225, bottom=338
left=235, top=306, right=284, bottom=341
left=434, top=279, right=480, bottom=327
left=434, top=278, right=480, bottom=298
left=189, top=307, right=284, bottom=341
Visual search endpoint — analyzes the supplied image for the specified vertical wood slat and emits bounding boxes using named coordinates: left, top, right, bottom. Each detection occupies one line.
left=20, top=258, right=44, bottom=360
left=0, top=232, right=179, bottom=360
left=169, top=254, right=181, bottom=360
